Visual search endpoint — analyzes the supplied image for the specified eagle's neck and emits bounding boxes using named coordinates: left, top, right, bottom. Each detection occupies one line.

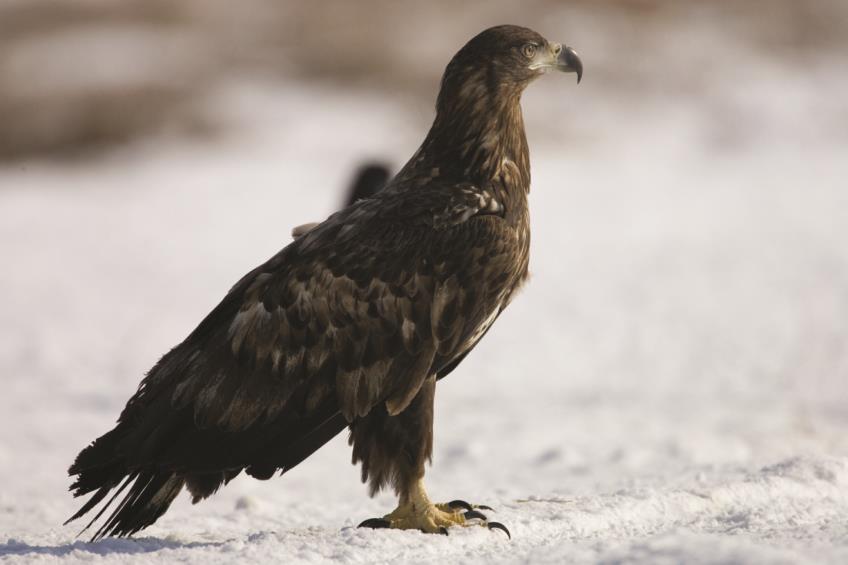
left=399, top=69, right=531, bottom=192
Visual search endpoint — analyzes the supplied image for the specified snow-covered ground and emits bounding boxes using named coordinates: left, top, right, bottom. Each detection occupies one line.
left=1, top=38, right=847, bottom=564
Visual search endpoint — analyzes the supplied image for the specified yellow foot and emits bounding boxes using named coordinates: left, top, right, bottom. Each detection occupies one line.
left=357, top=481, right=510, bottom=538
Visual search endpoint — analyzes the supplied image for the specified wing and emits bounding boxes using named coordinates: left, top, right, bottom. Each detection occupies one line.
left=69, top=183, right=516, bottom=498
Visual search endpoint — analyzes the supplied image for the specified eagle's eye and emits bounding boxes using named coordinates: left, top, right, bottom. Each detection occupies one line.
left=521, top=43, right=537, bottom=59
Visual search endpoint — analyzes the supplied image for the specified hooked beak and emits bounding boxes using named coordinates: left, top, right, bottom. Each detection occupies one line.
left=556, top=45, right=583, bottom=84
left=529, top=43, right=583, bottom=84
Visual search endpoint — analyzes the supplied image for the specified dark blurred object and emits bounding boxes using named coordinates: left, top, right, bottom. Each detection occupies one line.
left=344, top=162, right=391, bottom=207
left=292, top=161, right=392, bottom=239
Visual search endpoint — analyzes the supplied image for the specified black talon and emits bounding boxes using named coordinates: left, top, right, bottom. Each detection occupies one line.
left=358, top=518, right=391, bottom=529
left=464, top=510, right=488, bottom=522
left=478, top=505, right=494, bottom=511
left=439, top=527, right=449, bottom=536
left=488, top=521, right=511, bottom=539
left=447, top=499, right=473, bottom=512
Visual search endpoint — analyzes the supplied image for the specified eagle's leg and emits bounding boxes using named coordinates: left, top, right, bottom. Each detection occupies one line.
left=352, top=376, right=509, bottom=537
left=383, top=477, right=509, bottom=534
left=360, top=474, right=510, bottom=537
left=381, top=477, right=470, bottom=533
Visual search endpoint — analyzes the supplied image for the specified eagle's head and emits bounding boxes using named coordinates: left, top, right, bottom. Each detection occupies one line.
left=399, top=25, right=582, bottom=186
left=440, top=25, right=582, bottom=101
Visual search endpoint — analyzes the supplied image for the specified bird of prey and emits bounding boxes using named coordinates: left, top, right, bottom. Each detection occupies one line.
left=66, top=25, right=582, bottom=540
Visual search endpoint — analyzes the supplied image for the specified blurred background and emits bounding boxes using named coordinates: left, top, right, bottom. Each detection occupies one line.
left=1, top=0, right=846, bottom=159
left=1, top=0, right=847, bottom=561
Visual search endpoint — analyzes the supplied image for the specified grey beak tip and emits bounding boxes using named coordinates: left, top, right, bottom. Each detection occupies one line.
left=568, top=46, right=583, bottom=84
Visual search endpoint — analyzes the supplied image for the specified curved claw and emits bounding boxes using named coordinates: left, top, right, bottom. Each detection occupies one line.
left=439, top=527, right=449, bottom=536
left=463, top=510, right=488, bottom=522
left=447, top=499, right=473, bottom=512
left=447, top=499, right=495, bottom=512
left=358, top=518, right=391, bottom=529
left=488, top=521, right=511, bottom=539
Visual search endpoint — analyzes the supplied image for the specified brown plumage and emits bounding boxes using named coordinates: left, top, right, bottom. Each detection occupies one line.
left=66, top=24, right=582, bottom=540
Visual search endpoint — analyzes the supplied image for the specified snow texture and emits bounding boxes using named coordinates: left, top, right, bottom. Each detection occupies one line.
left=1, top=37, right=847, bottom=565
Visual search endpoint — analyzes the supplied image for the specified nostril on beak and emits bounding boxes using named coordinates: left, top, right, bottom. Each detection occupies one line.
left=551, top=43, right=562, bottom=56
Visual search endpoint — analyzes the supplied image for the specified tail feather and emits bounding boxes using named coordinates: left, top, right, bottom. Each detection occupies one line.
left=88, top=471, right=184, bottom=541
left=68, top=427, right=126, bottom=496
left=64, top=474, right=130, bottom=527
left=66, top=383, right=348, bottom=539
left=74, top=474, right=135, bottom=535
left=67, top=423, right=186, bottom=541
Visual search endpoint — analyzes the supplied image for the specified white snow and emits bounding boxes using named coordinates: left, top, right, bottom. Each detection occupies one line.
left=1, top=38, right=848, bottom=564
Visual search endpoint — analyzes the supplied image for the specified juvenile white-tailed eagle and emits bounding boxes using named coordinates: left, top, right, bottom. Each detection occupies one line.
left=67, top=25, right=582, bottom=540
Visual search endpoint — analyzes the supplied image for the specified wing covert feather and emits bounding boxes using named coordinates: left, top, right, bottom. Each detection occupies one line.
left=116, top=185, right=521, bottom=472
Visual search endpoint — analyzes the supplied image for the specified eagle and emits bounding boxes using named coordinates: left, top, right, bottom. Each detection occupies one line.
left=66, top=25, right=582, bottom=540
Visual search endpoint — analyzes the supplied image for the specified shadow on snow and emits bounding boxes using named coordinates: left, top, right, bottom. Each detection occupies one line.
left=0, top=536, right=226, bottom=558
